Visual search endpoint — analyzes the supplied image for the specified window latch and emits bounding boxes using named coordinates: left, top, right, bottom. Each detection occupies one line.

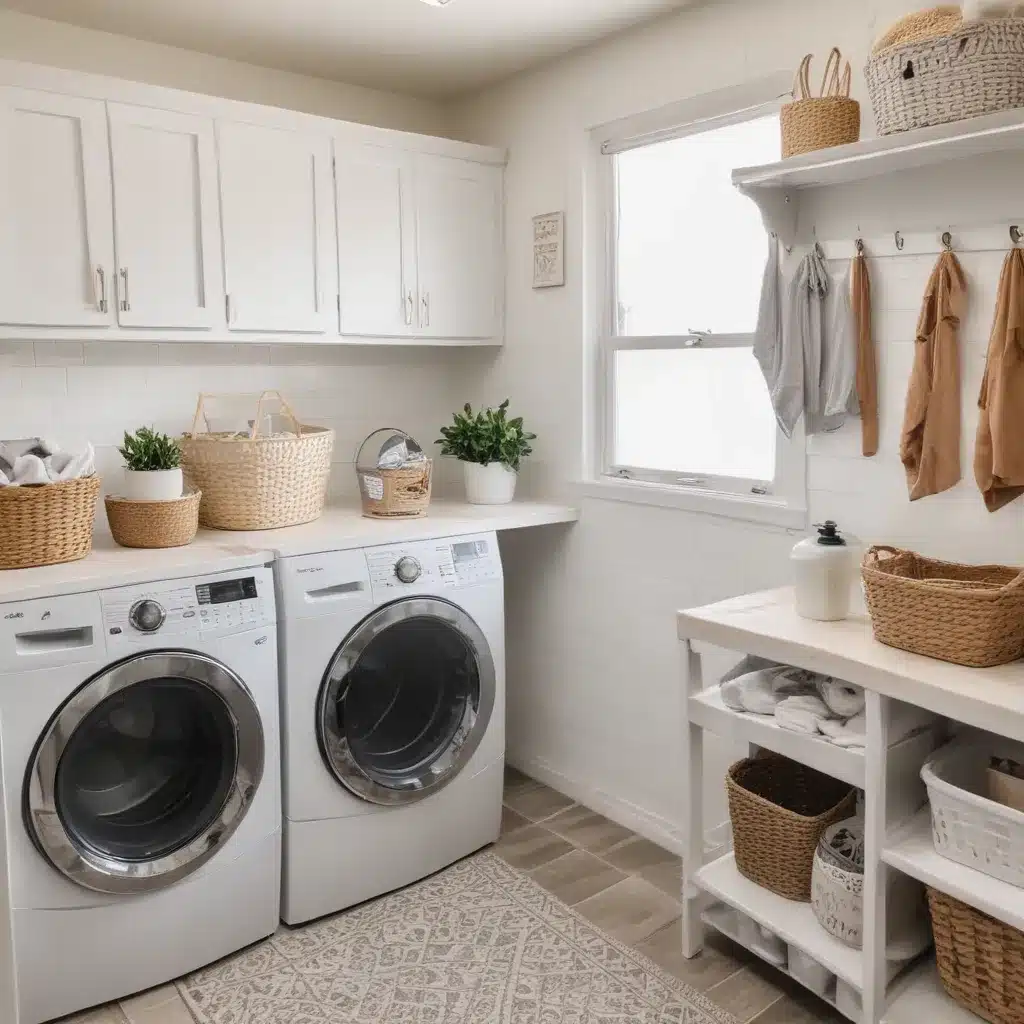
left=675, top=476, right=709, bottom=487
left=685, top=328, right=712, bottom=347
left=611, top=468, right=633, bottom=479
left=751, top=485, right=770, bottom=495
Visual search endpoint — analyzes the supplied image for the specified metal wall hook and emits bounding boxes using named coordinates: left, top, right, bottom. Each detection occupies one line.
left=815, top=241, right=826, bottom=259
left=855, top=238, right=865, bottom=255
left=894, top=230, right=904, bottom=251
left=1011, top=225, right=1022, bottom=246
left=941, top=230, right=953, bottom=251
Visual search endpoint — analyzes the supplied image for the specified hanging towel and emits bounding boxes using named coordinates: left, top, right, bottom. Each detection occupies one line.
left=900, top=251, right=967, bottom=500
left=852, top=250, right=879, bottom=457
left=818, top=262, right=858, bottom=429
left=975, top=248, right=1024, bottom=512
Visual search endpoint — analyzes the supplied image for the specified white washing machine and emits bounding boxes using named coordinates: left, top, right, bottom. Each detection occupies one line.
left=0, top=566, right=281, bottom=1024
left=277, top=532, right=505, bottom=925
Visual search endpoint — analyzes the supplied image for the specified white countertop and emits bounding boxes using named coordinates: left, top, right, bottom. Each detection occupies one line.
left=0, top=500, right=578, bottom=604
left=678, top=586, right=1024, bottom=743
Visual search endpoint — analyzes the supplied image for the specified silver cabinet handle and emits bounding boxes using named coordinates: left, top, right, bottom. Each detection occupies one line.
left=118, top=268, right=130, bottom=313
left=405, top=292, right=414, bottom=326
left=421, top=292, right=430, bottom=328
left=95, top=266, right=107, bottom=313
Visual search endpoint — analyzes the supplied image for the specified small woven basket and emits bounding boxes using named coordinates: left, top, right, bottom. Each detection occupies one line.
left=866, top=15, right=1024, bottom=135
left=781, top=49, right=861, bottom=158
left=0, top=476, right=100, bottom=570
left=105, top=491, right=201, bottom=549
left=928, top=887, right=1024, bottom=1024
left=180, top=391, right=334, bottom=531
left=358, top=462, right=433, bottom=519
left=861, top=546, right=1024, bottom=667
left=727, top=753, right=857, bottom=901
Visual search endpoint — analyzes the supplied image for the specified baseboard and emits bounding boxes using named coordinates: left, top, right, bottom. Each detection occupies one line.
left=508, top=752, right=685, bottom=855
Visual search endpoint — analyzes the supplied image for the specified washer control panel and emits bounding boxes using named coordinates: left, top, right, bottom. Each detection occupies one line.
left=102, top=567, right=274, bottom=643
left=366, top=533, right=502, bottom=596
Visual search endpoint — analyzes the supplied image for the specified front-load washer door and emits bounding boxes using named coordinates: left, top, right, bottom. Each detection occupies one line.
left=317, top=597, right=495, bottom=806
left=24, top=651, right=264, bottom=895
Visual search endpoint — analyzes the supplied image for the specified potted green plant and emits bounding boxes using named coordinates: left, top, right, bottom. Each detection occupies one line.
left=436, top=400, right=536, bottom=505
left=118, top=426, right=183, bottom=501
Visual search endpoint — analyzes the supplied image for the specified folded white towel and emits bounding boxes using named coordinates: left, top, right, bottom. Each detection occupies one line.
left=11, top=454, right=50, bottom=485
left=721, top=670, right=785, bottom=715
left=0, top=439, right=94, bottom=486
left=776, top=694, right=836, bottom=735
left=818, top=678, right=865, bottom=718
left=820, top=711, right=867, bottom=747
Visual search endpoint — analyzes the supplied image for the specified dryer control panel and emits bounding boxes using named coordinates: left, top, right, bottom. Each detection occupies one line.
left=366, top=532, right=502, bottom=597
left=101, top=566, right=275, bottom=645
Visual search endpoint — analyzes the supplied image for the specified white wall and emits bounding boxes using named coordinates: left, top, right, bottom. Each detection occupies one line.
left=0, top=10, right=451, bottom=135
left=454, top=0, right=1024, bottom=848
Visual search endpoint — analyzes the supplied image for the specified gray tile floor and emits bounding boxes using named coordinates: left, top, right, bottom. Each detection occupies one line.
left=57, top=767, right=845, bottom=1024
left=497, top=766, right=847, bottom=1024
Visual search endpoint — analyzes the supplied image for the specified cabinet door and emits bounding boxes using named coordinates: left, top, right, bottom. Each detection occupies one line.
left=217, top=120, right=336, bottom=334
left=335, top=145, right=416, bottom=337
left=108, top=104, right=223, bottom=329
left=0, top=88, right=114, bottom=327
left=414, top=156, right=502, bottom=340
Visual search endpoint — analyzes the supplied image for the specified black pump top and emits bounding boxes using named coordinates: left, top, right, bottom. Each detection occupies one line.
left=815, top=521, right=846, bottom=546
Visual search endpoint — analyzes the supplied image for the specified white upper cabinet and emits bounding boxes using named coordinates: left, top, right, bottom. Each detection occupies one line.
left=414, top=155, right=502, bottom=340
left=0, top=88, right=114, bottom=327
left=335, top=145, right=416, bottom=338
left=217, top=120, right=336, bottom=334
left=107, top=103, right=223, bottom=330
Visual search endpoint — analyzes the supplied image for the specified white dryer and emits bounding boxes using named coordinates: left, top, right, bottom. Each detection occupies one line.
left=0, top=567, right=281, bottom=1024
left=277, top=532, right=505, bottom=925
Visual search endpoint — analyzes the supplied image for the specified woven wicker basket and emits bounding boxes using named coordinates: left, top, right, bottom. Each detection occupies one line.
left=0, top=476, right=100, bottom=570
left=727, top=754, right=857, bottom=901
left=928, top=887, right=1024, bottom=1024
left=180, top=391, right=334, bottom=531
left=358, top=462, right=433, bottom=519
left=105, top=491, right=200, bottom=549
left=861, top=546, right=1024, bottom=667
left=866, top=16, right=1024, bottom=135
left=781, top=49, right=861, bottom=157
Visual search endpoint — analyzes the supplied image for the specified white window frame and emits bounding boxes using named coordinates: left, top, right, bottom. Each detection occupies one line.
left=584, top=75, right=807, bottom=530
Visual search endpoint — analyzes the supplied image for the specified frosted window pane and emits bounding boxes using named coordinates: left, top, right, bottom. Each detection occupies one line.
left=613, top=348, right=776, bottom=481
left=615, top=115, right=780, bottom=336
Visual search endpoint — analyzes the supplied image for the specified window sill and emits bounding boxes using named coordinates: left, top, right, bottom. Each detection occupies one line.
left=573, top=477, right=807, bottom=530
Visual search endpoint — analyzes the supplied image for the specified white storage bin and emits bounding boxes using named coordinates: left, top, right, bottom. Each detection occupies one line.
left=787, top=945, right=834, bottom=996
left=922, top=740, right=1024, bottom=888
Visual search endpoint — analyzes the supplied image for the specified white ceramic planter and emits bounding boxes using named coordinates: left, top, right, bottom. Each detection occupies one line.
left=121, top=467, right=183, bottom=501
left=463, top=461, right=517, bottom=505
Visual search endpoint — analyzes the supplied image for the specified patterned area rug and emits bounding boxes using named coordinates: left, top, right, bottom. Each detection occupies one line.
left=177, top=851, right=735, bottom=1023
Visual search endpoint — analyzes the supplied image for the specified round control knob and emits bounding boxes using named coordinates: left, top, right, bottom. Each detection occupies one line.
left=394, top=556, right=422, bottom=584
left=129, top=599, right=166, bottom=633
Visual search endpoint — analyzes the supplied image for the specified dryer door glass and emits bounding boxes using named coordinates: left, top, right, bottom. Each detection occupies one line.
left=25, top=651, right=264, bottom=894
left=318, top=597, right=496, bottom=805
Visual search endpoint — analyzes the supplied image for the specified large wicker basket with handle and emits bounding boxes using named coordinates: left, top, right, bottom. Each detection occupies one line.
left=179, top=391, right=334, bottom=531
left=727, top=753, right=857, bottom=902
left=781, top=49, right=861, bottom=157
left=866, top=12, right=1024, bottom=135
left=861, top=546, right=1024, bottom=667
left=0, top=475, right=100, bottom=569
left=928, top=887, right=1024, bottom=1024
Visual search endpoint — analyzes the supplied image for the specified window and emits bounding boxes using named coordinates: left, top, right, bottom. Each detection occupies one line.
left=592, top=80, right=805, bottom=524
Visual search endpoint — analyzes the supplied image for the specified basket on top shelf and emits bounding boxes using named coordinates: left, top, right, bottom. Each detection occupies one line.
left=928, top=887, right=1024, bottom=1024
left=179, top=391, right=334, bottom=531
left=861, top=546, right=1024, bottom=667
left=866, top=9, right=1024, bottom=135
left=0, top=476, right=100, bottom=570
left=781, top=48, right=861, bottom=158
left=726, top=753, right=857, bottom=902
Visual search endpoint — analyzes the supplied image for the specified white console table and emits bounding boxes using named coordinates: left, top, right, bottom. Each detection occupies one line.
left=677, top=587, right=1024, bottom=1024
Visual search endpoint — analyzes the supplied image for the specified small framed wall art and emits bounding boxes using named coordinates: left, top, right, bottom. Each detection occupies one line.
left=533, top=211, right=565, bottom=288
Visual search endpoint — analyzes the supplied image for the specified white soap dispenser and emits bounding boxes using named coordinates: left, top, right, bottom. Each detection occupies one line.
left=791, top=521, right=858, bottom=621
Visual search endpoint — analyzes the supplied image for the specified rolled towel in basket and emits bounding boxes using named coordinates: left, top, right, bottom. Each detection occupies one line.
left=0, top=438, right=94, bottom=486
left=817, top=678, right=865, bottom=718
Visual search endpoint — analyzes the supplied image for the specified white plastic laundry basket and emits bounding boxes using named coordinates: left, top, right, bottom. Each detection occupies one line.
left=922, top=740, right=1024, bottom=889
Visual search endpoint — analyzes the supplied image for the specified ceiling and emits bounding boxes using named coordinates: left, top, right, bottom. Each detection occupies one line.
left=2, top=0, right=691, bottom=99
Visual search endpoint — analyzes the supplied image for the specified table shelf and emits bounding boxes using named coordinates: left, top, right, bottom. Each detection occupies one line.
left=883, top=959, right=982, bottom=1024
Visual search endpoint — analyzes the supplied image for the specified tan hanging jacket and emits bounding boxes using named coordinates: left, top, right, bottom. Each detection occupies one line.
left=900, top=251, right=967, bottom=500
left=975, top=248, right=1024, bottom=512
left=852, top=251, right=878, bottom=457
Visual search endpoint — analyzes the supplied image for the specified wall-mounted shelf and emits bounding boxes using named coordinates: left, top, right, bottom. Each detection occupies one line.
left=732, top=106, right=1024, bottom=244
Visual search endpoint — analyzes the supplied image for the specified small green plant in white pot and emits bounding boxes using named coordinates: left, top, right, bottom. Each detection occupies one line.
left=118, top=427, right=183, bottom=501
left=436, top=400, right=536, bottom=505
